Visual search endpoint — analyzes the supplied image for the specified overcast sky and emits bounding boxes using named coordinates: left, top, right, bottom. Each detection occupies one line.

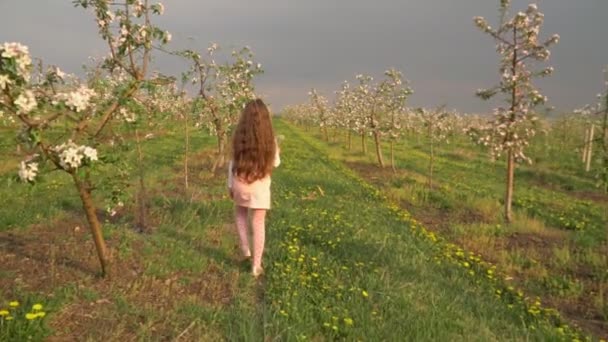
left=1, top=0, right=607, bottom=114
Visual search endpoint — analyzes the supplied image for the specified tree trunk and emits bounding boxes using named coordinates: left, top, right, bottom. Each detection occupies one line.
left=429, top=139, right=434, bottom=189
left=135, top=128, right=148, bottom=232
left=583, top=127, right=590, bottom=163
left=390, top=140, right=396, bottom=173
left=505, top=149, right=515, bottom=223
left=361, top=132, right=367, bottom=155
left=72, top=172, right=109, bottom=276
left=184, top=111, right=189, bottom=189
left=348, top=130, right=352, bottom=150
left=560, top=121, right=567, bottom=150
left=586, top=124, right=595, bottom=172
left=212, top=131, right=227, bottom=173
left=373, top=130, right=385, bottom=168
left=505, top=25, right=517, bottom=225
left=601, top=100, right=608, bottom=192
left=219, top=134, right=226, bottom=164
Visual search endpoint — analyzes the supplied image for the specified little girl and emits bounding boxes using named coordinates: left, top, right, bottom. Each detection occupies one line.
left=227, top=99, right=280, bottom=277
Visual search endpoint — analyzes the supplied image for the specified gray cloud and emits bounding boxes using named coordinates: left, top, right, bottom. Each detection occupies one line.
left=1, top=0, right=606, bottom=113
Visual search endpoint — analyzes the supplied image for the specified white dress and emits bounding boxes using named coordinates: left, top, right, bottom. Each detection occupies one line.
left=228, top=147, right=280, bottom=209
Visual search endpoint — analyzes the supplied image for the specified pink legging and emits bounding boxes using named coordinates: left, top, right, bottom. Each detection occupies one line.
left=235, top=206, right=266, bottom=270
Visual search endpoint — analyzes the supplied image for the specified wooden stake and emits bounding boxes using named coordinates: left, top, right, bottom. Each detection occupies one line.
left=586, top=124, right=595, bottom=172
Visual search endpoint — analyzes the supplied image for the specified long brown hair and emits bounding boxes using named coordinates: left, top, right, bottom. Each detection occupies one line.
left=231, top=99, right=276, bottom=183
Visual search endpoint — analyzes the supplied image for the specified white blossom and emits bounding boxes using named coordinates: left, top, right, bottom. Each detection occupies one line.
left=156, top=3, right=164, bottom=15
left=82, top=146, right=98, bottom=161
left=1, top=42, right=28, bottom=59
left=1, top=42, right=32, bottom=78
left=0, top=75, right=11, bottom=89
left=54, top=141, right=98, bottom=170
left=106, top=10, right=115, bottom=22
left=119, top=107, right=137, bottom=123
left=208, top=42, right=219, bottom=55
left=59, top=146, right=83, bottom=169
left=133, top=0, right=145, bottom=17
left=14, top=90, right=37, bottom=114
left=18, top=161, right=38, bottom=182
left=54, top=86, right=96, bottom=112
left=54, top=67, right=66, bottom=79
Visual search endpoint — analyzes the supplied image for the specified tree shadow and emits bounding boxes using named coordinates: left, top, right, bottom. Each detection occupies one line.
left=0, top=232, right=100, bottom=279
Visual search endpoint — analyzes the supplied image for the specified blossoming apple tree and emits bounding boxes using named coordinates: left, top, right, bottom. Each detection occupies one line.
left=309, top=88, right=333, bottom=141
left=416, top=106, right=452, bottom=189
left=0, top=0, right=170, bottom=276
left=354, top=74, right=389, bottom=167
left=334, top=81, right=358, bottom=149
left=470, top=1, right=559, bottom=223
left=377, top=69, right=413, bottom=172
left=180, top=44, right=263, bottom=172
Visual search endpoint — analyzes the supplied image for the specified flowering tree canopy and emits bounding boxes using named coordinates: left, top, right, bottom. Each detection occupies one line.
left=470, top=2, right=559, bottom=164
left=180, top=44, right=263, bottom=160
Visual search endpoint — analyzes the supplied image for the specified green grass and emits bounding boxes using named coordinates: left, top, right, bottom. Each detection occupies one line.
left=0, top=123, right=266, bottom=340
left=0, top=120, right=599, bottom=340
left=285, top=123, right=606, bottom=339
left=262, top=120, right=580, bottom=340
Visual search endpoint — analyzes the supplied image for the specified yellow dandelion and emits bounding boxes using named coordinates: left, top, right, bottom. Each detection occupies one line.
left=32, top=303, right=43, bottom=311
left=5, top=316, right=14, bottom=320
left=362, top=290, right=369, bottom=298
left=344, top=318, right=354, bottom=326
left=9, top=301, right=19, bottom=307
left=25, top=313, right=37, bottom=320
left=36, top=312, right=46, bottom=318
left=0, top=310, right=9, bottom=316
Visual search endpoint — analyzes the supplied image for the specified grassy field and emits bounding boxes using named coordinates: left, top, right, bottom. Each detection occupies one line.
left=0, top=121, right=602, bottom=340
left=291, top=122, right=608, bottom=340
